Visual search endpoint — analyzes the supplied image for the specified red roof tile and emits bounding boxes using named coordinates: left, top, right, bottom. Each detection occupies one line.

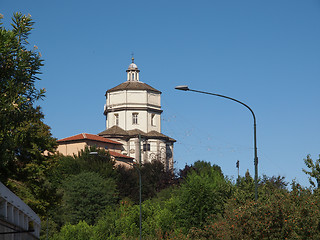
left=57, top=133, right=122, bottom=145
left=108, top=150, right=133, bottom=159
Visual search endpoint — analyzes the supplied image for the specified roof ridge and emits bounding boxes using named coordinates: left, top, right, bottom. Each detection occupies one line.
left=106, top=81, right=161, bottom=94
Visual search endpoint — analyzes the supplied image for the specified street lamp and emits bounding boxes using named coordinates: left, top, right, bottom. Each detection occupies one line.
left=89, top=151, right=142, bottom=240
left=175, top=85, right=259, bottom=201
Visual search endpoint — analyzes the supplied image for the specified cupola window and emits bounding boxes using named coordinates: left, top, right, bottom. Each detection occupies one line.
left=114, top=114, right=119, bottom=126
left=151, top=114, right=156, bottom=126
left=132, top=113, right=138, bottom=125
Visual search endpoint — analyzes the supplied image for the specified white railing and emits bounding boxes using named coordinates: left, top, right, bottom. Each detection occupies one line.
left=0, top=181, right=41, bottom=239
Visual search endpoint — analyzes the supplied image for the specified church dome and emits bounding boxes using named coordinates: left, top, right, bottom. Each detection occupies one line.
left=128, top=62, right=138, bottom=70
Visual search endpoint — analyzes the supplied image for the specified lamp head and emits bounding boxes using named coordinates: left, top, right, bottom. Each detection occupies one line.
left=175, top=85, right=189, bottom=91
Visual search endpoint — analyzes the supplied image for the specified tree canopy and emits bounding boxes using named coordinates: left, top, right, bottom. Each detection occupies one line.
left=0, top=12, right=56, bottom=183
left=303, top=154, right=320, bottom=188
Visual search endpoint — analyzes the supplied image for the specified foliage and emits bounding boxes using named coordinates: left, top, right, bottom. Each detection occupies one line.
left=169, top=161, right=232, bottom=233
left=140, top=160, right=175, bottom=199
left=116, top=160, right=174, bottom=203
left=61, top=171, right=117, bottom=225
left=43, top=147, right=117, bottom=228
left=0, top=12, right=57, bottom=183
left=47, top=160, right=320, bottom=240
left=49, top=146, right=115, bottom=186
left=0, top=13, right=59, bottom=221
left=92, top=197, right=173, bottom=239
left=303, top=154, right=320, bottom=188
left=51, top=221, right=93, bottom=240
left=191, top=181, right=320, bottom=240
left=233, top=169, right=255, bottom=204
left=176, top=163, right=195, bottom=184
left=115, top=165, right=140, bottom=203
left=6, top=157, right=61, bottom=217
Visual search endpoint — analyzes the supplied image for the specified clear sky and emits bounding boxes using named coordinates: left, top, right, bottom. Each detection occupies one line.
left=2, top=0, right=320, bottom=187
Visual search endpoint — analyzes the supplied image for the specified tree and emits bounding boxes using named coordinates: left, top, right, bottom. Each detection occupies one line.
left=303, top=154, right=320, bottom=188
left=116, top=160, right=175, bottom=203
left=0, top=12, right=56, bottom=183
left=46, top=146, right=116, bottom=227
left=0, top=13, right=58, bottom=220
left=191, top=181, right=320, bottom=240
left=49, top=146, right=115, bottom=186
left=140, top=160, right=175, bottom=200
left=170, top=161, right=232, bottom=232
left=62, top=171, right=117, bottom=225
left=51, top=221, right=93, bottom=240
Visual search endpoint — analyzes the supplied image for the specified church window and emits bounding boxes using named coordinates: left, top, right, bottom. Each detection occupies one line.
left=151, top=114, right=155, bottom=126
left=132, top=113, right=138, bottom=125
left=114, top=114, right=119, bottom=126
left=132, top=73, right=134, bottom=80
left=143, top=143, right=150, bottom=151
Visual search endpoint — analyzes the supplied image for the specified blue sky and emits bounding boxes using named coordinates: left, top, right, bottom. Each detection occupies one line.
left=2, top=0, right=320, bottom=187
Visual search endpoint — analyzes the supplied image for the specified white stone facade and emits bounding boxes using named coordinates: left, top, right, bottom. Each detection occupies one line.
left=105, top=90, right=161, bottom=133
left=99, top=58, right=175, bottom=170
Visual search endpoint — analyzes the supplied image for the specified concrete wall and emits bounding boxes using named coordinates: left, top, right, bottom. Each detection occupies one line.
left=0, top=182, right=40, bottom=240
left=56, top=141, right=122, bottom=156
left=56, top=142, right=86, bottom=156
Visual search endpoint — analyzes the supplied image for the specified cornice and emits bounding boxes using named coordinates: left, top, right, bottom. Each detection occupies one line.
left=104, top=106, right=163, bottom=115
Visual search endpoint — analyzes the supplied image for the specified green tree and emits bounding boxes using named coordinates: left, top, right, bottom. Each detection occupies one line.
left=51, top=221, right=93, bottom=240
left=0, top=12, right=56, bottom=182
left=61, top=171, right=117, bottom=225
left=0, top=13, right=58, bottom=220
left=191, top=179, right=320, bottom=240
left=170, top=161, right=232, bottom=233
left=49, top=146, right=115, bottom=187
left=140, top=160, right=175, bottom=200
left=116, top=160, right=174, bottom=203
left=303, top=154, right=320, bottom=188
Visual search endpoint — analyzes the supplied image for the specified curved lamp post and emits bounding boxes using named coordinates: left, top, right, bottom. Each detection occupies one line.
left=175, top=85, right=258, bottom=201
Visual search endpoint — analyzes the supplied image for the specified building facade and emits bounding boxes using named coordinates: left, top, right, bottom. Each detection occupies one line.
left=99, top=58, right=175, bottom=170
left=0, top=182, right=41, bottom=240
left=56, top=133, right=134, bottom=167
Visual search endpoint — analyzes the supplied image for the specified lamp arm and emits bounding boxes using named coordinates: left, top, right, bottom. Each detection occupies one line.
left=188, top=88, right=259, bottom=201
left=188, top=89, right=256, bottom=122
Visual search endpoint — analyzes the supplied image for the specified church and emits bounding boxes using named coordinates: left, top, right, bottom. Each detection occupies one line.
left=57, top=58, right=175, bottom=170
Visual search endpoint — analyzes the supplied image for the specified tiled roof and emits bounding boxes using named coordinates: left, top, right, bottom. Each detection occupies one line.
left=147, top=130, right=167, bottom=138
left=99, top=127, right=176, bottom=142
left=106, top=81, right=161, bottom=94
left=109, top=150, right=133, bottom=159
left=57, top=133, right=122, bottom=145
left=98, top=126, right=129, bottom=136
left=127, top=129, right=147, bottom=137
left=147, top=130, right=176, bottom=142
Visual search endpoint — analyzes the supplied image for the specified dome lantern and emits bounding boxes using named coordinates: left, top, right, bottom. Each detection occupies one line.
left=126, top=57, right=140, bottom=81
